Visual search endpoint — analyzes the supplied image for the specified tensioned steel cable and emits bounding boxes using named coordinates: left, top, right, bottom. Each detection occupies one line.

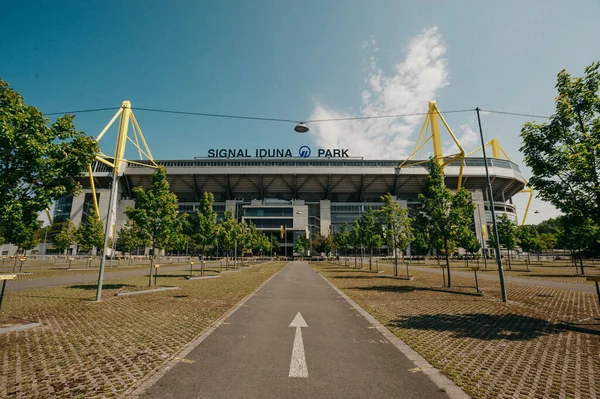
left=44, top=106, right=552, bottom=122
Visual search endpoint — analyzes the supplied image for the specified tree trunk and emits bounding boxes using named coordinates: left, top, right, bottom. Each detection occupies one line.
left=506, top=248, right=512, bottom=270
left=579, top=249, right=585, bottom=275
left=444, top=236, right=451, bottom=287
left=148, top=248, right=155, bottom=287
left=369, top=249, right=372, bottom=271
left=394, top=246, right=398, bottom=277
left=526, top=253, right=531, bottom=272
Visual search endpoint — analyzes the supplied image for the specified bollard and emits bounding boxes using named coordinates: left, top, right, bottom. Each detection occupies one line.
left=19, top=257, right=27, bottom=273
left=190, top=261, right=194, bottom=278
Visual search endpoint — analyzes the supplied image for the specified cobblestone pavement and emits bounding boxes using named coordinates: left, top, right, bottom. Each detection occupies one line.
left=315, top=262, right=600, bottom=399
left=0, top=262, right=284, bottom=398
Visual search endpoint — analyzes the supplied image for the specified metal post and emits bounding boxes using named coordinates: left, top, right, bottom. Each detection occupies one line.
left=95, top=170, right=118, bottom=301
left=0, top=280, right=7, bottom=311
left=476, top=107, right=507, bottom=302
left=234, top=239, right=237, bottom=269
left=284, top=227, right=287, bottom=260
left=477, top=203, right=488, bottom=269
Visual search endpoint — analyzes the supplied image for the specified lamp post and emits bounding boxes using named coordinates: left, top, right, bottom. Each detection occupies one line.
left=476, top=107, right=507, bottom=302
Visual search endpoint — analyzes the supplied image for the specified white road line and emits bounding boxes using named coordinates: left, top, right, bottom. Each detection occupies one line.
left=288, top=312, right=308, bottom=378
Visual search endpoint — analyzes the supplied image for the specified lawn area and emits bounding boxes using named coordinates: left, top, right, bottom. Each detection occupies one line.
left=0, top=261, right=285, bottom=398
left=313, top=261, right=600, bottom=399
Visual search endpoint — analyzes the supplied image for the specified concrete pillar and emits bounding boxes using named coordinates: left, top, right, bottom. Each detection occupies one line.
left=320, top=200, right=331, bottom=236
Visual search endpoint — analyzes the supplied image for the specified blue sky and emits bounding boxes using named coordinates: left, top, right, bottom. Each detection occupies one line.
left=2, top=0, right=599, bottom=223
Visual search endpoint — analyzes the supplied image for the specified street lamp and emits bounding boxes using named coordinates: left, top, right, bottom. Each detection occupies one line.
left=476, top=107, right=507, bottom=302
left=294, top=123, right=309, bottom=133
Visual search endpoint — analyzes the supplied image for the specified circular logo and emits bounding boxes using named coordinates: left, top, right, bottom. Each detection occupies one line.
left=298, top=146, right=311, bottom=158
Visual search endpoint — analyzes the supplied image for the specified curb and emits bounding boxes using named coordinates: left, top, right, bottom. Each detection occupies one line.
left=0, top=322, right=41, bottom=334
left=317, top=271, right=471, bottom=399
left=122, top=263, right=285, bottom=398
left=184, top=275, right=221, bottom=281
left=116, top=286, right=179, bottom=297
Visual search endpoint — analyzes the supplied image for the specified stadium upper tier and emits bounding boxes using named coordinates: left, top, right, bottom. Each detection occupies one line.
left=85, top=157, right=526, bottom=203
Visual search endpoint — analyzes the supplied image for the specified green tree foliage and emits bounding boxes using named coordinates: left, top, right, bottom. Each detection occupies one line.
left=270, top=235, right=280, bottom=255
left=539, top=232, right=557, bottom=251
left=496, top=214, right=518, bottom=269
left=293, top=235, right=308, bottom=257
left=521, top=62, right=600, bottom=224
left=76, top=215, right=104, bottom=256
left=0, top=79, right=98, bottom=246
left=8, top=219, right=43, bottom=255
left=357, top=207, right=383, bottom=271
left=378, top=193, right=413, bottom=277
left=333, top=223, right=350, bottom=258
left=217, top=209, right=241, bottom=268
left=189, top=192, right=218, bottom=269
left=417, top=159, right=476, bottom=287
left=313, top=232, right=334, bottom=255
left=557, top=214, right=598, bottom=274
left=54, top=219, right=77, bottom=255
left=517, top=225, right=542, bottom=266
left=125, top=167, right=181, bottom=286
left=116, top=220, right=149, bottom=263
left=460, top=232, right=481, bottom=267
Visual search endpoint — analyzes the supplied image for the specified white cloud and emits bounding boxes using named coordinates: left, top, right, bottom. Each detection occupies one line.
left=309, top=27, right=449, bottom=159
left=447, top=122, right=480, bottom=155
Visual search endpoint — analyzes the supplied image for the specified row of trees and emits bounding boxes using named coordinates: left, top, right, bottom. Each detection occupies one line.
left=492, top=213, right=598, bottom=274
left=313, top=161, right=479, bottom=286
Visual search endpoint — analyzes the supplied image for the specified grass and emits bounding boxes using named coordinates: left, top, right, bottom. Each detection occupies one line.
left=313, top=261, right=600, bottom=399
left=0, top=261, right=285, bottom=398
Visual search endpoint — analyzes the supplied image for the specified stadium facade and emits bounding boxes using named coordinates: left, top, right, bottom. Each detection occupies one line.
left=1, top=148, right=526, bottom=256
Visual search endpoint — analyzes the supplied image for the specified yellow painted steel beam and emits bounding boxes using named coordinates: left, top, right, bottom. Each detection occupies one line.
left=96, top=108, right=123, bottom=142
left=429, top=102, right=444, bottom=167
left=87, top=164, right=100, bottom=218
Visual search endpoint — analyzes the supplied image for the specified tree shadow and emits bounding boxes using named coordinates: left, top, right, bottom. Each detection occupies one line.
left=526, top=274, right=589, bottom=278
left=68, top=283, right=136, bottom=290
left=352, top=285, right=482, bottom=296
left=389, top=313, right=563, bottom=340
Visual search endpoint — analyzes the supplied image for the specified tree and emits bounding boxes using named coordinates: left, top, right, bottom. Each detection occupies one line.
left=357, top=207, right=383, bottom=271
left=417, top=159, right=476, bottom=287
left=557, top=214, right=598, bottom=275
left=521, top=62, right=600, bottom=225
left=55, top=219, right=77, bottom=256
left=217, top=209, right=241, bottom=269
left=189, top=192, right=218, bottom=274
left=270, top=235, right=280, bottom=256
left=293, top=235, right=308, bottom=257
left=76, top=215, right=104, bottom=267
left=333, top=223, right=351, bottom=265
left=116, top=220, right=148, bottom=264
left=125, top=167, right=181, bottom=286
left=0, top=79, right=98, bottom=250
left=460, top=231, right=481, bottom=267
left=350, top=220, right=363, bottom=268
left=378, top=193, right=413, bottom=277
left=313, top=233, right=334, bottom=255
left=496, top=214, right=517, bottom=270
left=539, top=232, right=557, bottom=252
left=517, top=225, right=542, bottom=268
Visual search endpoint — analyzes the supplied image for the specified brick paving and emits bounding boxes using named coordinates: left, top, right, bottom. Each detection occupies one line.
left=0, top=262, right=284, bottom=398
left=315, top=262, right=600, bottom=399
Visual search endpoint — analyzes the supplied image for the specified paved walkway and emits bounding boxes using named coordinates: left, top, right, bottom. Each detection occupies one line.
left=418, top=266, right=597, bottom=293
left=136, top=262, right=449, bottom=399
left=4, top=262, right=223, bottom=292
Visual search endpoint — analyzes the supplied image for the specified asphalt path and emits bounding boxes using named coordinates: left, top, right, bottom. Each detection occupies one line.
left=4, top=262, right=221, bottom=292
left=140, top=261, right=447, bottom=399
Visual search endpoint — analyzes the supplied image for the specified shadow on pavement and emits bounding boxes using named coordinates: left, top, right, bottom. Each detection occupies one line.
left=388, top=313, right=563, bottom=341
left=351, top=284, right=482, bottom=296
left=68, top=283, right=136, bottom=290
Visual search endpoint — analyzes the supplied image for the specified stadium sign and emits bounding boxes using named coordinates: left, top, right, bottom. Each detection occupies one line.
left=207, top=146, right=349, bottom=158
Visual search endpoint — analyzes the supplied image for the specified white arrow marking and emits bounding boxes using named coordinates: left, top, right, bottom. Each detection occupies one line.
left=288, top=312, right=308, bottom=378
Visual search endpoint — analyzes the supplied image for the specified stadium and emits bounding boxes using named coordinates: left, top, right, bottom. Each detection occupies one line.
left=1, top=102, right=528, bottom=257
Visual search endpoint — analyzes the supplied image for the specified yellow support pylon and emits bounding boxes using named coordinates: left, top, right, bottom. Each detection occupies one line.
left=400, top=101, right=465, bottom=189
left=465, top=138, right=534, bottom=226
left=88, top=101, right=158, bottom=218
